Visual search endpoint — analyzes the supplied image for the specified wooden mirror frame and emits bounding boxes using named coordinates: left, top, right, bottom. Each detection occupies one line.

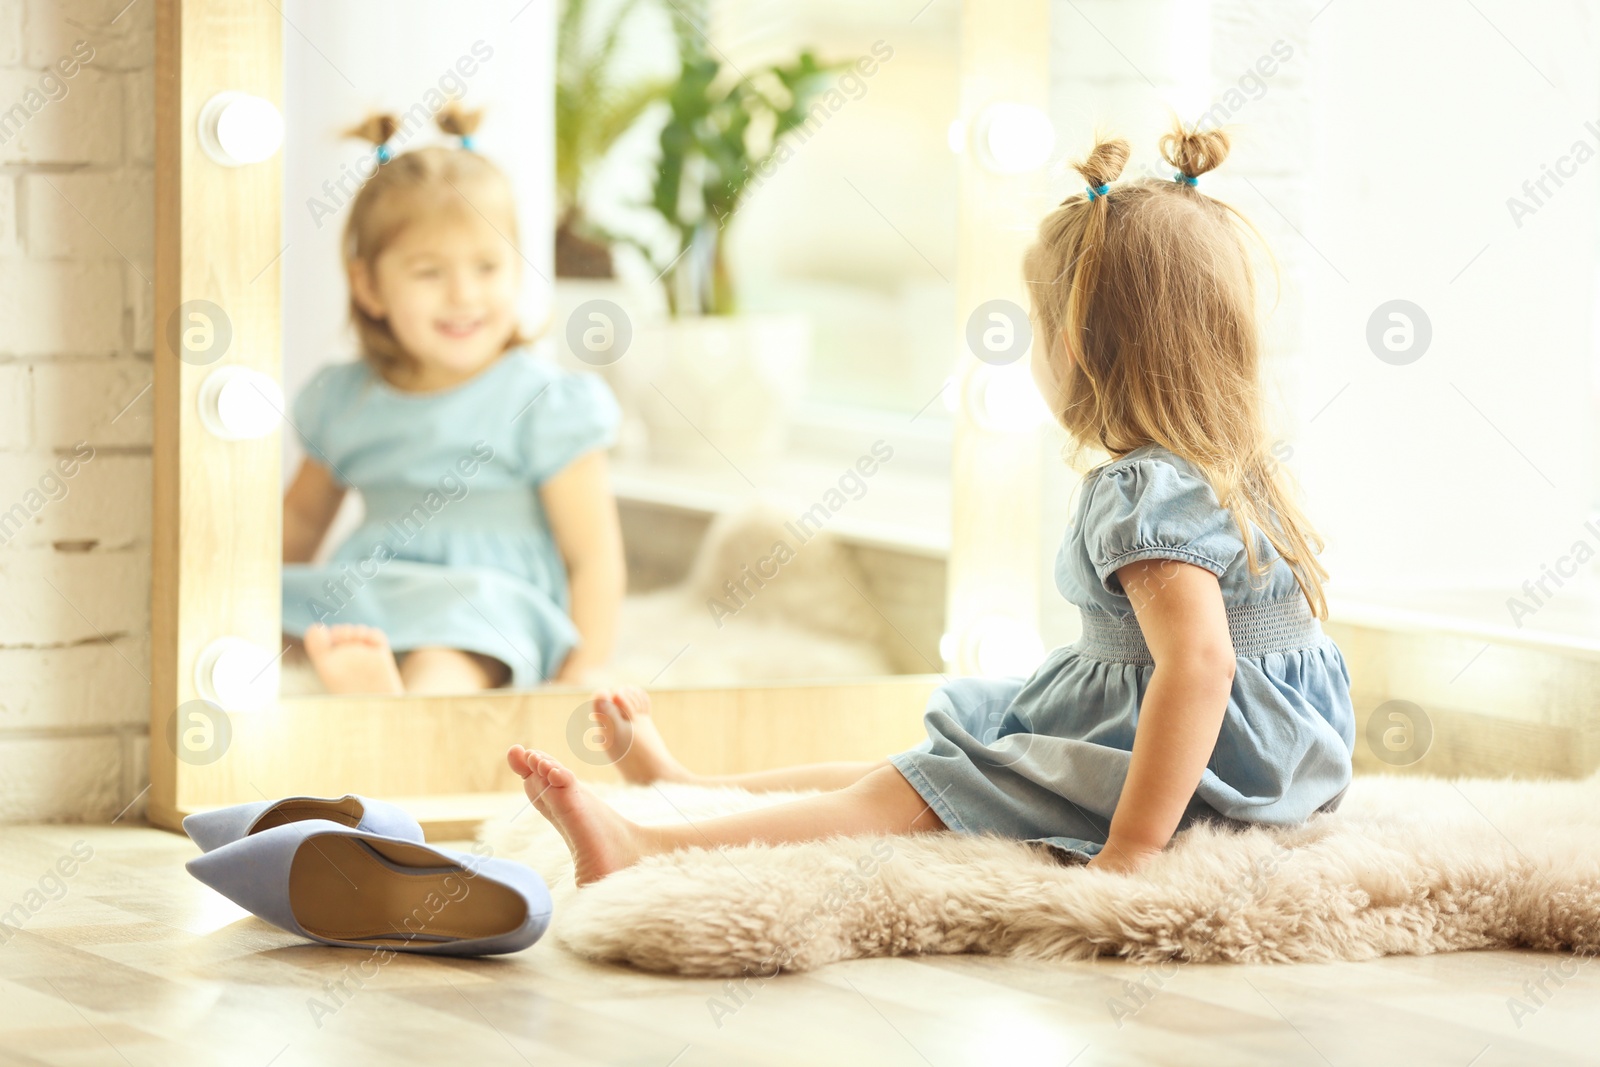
left=149, top=0, right=1049, bottom=836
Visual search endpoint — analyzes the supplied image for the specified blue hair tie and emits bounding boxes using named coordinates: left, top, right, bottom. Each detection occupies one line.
left=1175, top=172, right=1197, bottom=186
left=459, top=134, right=476, bottom=152
left=1086, top=183, right=1109, bottom=201
left=376, top=143, right=393, bottom=164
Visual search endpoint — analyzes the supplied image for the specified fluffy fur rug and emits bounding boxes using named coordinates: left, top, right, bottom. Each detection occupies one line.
left=602, top=505, right=895, bottom=687
left=478, top=771, right=1600, bottom=975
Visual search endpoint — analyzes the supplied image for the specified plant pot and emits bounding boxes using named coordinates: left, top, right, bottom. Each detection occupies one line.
left=552, top=278, right=663, bottom=460
left=554, top=218, right=616, bottom=279
left=632, top=314, right=811, bottom=466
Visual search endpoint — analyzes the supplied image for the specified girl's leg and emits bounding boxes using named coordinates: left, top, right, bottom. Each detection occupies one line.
left=302, top=624, right=404, bottom=695
left=399, top=647, right=510, bottom=694
left=507, top=746, right=945, bottom=886
left=700, top=762, right=884, bottom=792
left=585, top=687, right=881, bottom=793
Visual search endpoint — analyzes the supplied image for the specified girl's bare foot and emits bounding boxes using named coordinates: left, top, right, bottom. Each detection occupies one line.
left=302, top=623, right=404, bottom=695
left=586, top=686, right=696, bottom=786
left=506, top=745, right=650, bottom=885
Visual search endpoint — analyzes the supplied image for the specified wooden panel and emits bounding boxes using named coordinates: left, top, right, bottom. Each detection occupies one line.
left=846, top=543, right=946, bottom=673
left=1327, top=616, right=1600, bottom=780
left=618, top=499, right=713, bottom=592
left=945, top=0, right=1050, bottom=670
left=148, top=677, right=942, bottom=829
left=152, top=0, right=283, bottom=823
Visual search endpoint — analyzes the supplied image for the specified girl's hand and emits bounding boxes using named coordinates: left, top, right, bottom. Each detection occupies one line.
left=1086, top=838, right=1165, bottom=875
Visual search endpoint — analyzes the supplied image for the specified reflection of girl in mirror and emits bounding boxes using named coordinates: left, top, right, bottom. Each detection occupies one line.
left=282, top=106, right=623, bottom=695
left=507, top=121, right=1355, bottom=884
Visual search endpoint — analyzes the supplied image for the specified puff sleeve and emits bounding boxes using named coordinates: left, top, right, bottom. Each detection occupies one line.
left=289, top=363, right=347, bottom=480
left=1080, top=456, right=1244, bottom=596
left=519, top=370, right=621, bottom=484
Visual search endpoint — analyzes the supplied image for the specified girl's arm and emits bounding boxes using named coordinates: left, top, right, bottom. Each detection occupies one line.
left=283, top=458, right=347, bottom=563
left=1087, top=557, right=1236, bottom=875
left=540, top=449, right=624, bottom=685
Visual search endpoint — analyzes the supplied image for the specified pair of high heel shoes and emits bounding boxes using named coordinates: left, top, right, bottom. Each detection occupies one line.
left=183, top=796, right=551, bottom=956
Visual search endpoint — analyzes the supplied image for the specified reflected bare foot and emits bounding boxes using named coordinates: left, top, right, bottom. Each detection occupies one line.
left=588, top=686, right=696, bottom=786
left=303, top=623, right=404, bottom=695
left=507, top=745, right=649, bottom=886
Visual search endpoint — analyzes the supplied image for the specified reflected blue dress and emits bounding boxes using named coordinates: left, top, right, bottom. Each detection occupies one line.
left=281, top=350, right=620, bottom=686
left=889, top=445, right=1355, bottom=862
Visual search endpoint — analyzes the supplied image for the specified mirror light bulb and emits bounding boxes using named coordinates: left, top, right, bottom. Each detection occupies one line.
left=976, top=102, right=1055, bottom=175
left=199, top=92, right=284, bottom=167
left=195, top=637, right=278, bottom=713
left=199, top=367, right=283, bottom=440
left=967, top=616, right=1046, bottom=678
left=969, top=365, right=1050, bottom=433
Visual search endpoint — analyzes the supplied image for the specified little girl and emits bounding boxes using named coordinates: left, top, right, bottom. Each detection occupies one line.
left=507, top=122, right=1355, bottom=880
left=283, top=107, right=624, bottom=695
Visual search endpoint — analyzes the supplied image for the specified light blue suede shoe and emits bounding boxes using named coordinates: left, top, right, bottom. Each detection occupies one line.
left=185, top=820, right=552, bottom=956
left=182, top=794, right=422, bottom=853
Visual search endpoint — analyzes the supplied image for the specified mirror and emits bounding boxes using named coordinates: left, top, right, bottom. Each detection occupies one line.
left=274, top=1, right=958, bottom=695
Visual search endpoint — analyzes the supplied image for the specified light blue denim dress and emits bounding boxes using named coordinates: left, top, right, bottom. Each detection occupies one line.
left=281, top=350, right=619, bottom=686
left=889, top=445, right=1355, bottom=862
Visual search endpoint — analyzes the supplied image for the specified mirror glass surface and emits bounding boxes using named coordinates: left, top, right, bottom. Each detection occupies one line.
left=276, top=0, right=958, bottom=695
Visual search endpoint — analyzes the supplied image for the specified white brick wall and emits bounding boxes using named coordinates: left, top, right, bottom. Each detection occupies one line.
left=0, top=0, right=152, bottom=823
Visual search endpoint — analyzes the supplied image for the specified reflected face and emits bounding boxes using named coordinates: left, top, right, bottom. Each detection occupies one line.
left=352, top=214, right=520, bottom=381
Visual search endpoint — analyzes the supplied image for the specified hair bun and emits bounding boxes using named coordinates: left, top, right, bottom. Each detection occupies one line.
left=436, top=104, right=485, bottom=138
left=1160, top=121, right=1230, bottom=180
left=1073, top=137, right=1131, bottom=191
left=346, top=113, right=400, bottom=146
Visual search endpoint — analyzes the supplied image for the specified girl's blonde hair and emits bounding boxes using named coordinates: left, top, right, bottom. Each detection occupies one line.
left=343, top=105, right=528, bottom=375
left=1023, top=120, right=1329, bottom=617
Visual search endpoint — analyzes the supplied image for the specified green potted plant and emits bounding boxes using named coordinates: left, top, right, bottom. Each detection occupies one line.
left=554, top=0, right=673, bottom=278
left=644, top=3, right=831, bottom=312
left=625, top=1, right=837, bottom=462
